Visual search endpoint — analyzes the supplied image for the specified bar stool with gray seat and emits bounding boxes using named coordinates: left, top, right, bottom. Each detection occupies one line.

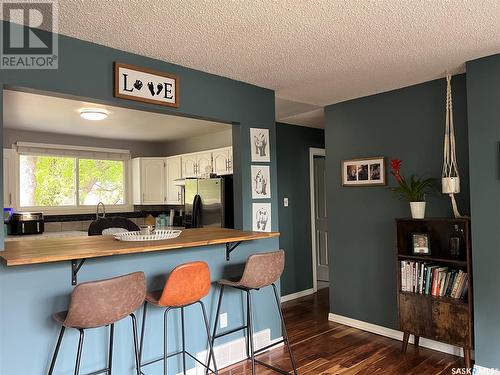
left=139, top=261, right=218, bottom=375
left=206, top=249, right=297, bottom=375
left=48, top=272, right=146, bottom=375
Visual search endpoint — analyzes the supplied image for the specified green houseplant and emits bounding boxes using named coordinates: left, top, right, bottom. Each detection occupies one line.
left=390, top=159, right=437, bottom=218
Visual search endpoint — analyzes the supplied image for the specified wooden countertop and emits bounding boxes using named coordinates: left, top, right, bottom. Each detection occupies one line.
left=0, top=228, right=280, bottom=266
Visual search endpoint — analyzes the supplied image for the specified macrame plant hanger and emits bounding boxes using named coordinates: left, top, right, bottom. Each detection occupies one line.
left=442, top=73, right=462, bottom=218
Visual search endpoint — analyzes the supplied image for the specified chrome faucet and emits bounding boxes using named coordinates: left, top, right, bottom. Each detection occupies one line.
left=96, top=202, right=106, bottom=220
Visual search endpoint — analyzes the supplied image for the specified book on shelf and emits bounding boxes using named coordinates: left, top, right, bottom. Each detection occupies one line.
left=400, top=260, right=468, bottom=300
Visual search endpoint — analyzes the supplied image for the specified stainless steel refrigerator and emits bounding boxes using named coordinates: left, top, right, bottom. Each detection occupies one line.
left=184, top=177, right=233, bottom=228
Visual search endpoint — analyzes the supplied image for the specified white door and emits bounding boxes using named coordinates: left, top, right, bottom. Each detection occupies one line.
left=182, top=155, right=198, bottom=178
left=212, top=147, right=231, bottom=175
left=165, top=156, right=183, bottom=204
left=141, top=158, right=165, bottom=204
left=196, top=152, right=213, bottom=177
left=314, top=156, right=329, bottom=282
left=3, top=149, right=14, bottom=208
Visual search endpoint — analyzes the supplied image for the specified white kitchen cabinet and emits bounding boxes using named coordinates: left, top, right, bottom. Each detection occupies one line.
left=181, top=152, right=213, bottom=178
left=212, top=147, right=233, bottom=175
left=165, top=156, right=183, bottom=204
left=3, top=149, right=15, bottom=208
left=181, top=154, right=198, bottom=178
left=132, top=158, right=166, bottom=205
left=196, top=152, right=213, bottom=176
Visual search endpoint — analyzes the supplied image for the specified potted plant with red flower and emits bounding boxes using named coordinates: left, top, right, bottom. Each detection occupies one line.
left=390, top=159, right=437, bottom=219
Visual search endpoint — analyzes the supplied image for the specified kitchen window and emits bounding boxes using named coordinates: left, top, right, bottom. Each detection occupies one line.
left=14, top=142, right=131, bottom=213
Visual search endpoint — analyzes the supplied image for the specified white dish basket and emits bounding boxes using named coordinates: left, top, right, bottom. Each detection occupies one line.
left=114, top=229, right=182, bottom=242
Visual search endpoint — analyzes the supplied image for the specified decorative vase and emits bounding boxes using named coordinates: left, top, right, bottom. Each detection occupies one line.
left=410, top=201, right=426, bottom=219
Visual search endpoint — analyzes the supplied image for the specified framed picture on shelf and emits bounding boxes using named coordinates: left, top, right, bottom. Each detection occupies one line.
left=250, top=128, right=270, bottom=162
left=412, top=233, right=431, bottom=255
left=341, top=157, right=386, bottom=186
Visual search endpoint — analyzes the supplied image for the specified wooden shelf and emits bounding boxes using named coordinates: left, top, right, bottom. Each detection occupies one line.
left=396, top=217, right=473, bottom=368
left=399, top=291, right=468, bottom=306
left=397, top=254, right=467, bottom=267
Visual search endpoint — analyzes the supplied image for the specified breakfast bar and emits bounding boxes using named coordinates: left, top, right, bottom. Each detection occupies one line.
left=0, top=229, right=282, bottom=374
left=0, top=228, right=279, bottom=285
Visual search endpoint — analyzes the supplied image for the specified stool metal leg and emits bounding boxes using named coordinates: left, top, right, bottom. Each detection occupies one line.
left=181, top=307, right=186, bottom=375
left=246, top=290, right=256, bottom=375
left=74, top=329, right=84, bottom=375
left=206, top=285, right=224, bottom=375
left=108, top=324, right=114, bottom=375
left=48, top=326, right=65, bottom=375
left=246, top=294, right=250, bottom=359
left=199, top=301, right=218, bottom=374
left=139, top=302, right=147, bottom=365
left=272, top=283, right=298, bottom=375
left=130, top=314, right=141, bottom=375
left=163, top=307, right=172, bottom=375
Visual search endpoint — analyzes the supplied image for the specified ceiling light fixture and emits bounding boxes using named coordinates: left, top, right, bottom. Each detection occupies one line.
left=79, top=108, right=108, bottom=121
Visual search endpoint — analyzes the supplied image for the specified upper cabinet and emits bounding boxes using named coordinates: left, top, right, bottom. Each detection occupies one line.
left=132, top=158, right=166, bottom=205
left=212, top=147, right=233, bottom=176
left=165, top=156, right=183, bottom=204
left=196, top=152, right=213, bottom=176
left=133, top=146, right=232, bottom=206
left=181, top=151, right=214, bottom=178
left=3, top=149, right=15, bottom=208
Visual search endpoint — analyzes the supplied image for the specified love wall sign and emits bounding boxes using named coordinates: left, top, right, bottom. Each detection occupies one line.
left=114, top=62, right=179, bottom=108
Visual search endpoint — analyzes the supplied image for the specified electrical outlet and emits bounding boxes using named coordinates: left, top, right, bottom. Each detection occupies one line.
left=219, top=313, right=228, bottom=329
left=283, top=197, right=289, bottom=207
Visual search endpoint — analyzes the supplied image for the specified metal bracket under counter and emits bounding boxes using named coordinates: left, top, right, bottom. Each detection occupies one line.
left=71, top=259, right=86, bottom=286
left=225, top=241, right=242, bottom=261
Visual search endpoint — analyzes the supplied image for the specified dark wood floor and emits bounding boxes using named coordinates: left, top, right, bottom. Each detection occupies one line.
left=220, top=288, right=464, bottom=374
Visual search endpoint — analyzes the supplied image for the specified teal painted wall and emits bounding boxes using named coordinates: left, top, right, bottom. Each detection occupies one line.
left=466, top=54, right=500, bottom=368
left=324, top=75, right=470, bottom=328
left=0, top=24, right=281, bottom=374
left=276, top=123, right=325, bottom=296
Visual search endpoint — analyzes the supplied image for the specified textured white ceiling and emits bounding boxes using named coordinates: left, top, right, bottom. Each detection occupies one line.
left=3, top=90, right=230, bottom=141
left=54, top=0, right=500, bottom=109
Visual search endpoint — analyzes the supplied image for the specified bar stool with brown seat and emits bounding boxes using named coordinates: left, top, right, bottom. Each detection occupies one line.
left=206, top=249, right=297, bottom=375
left=48, top=272, right=146, bottom=375
left=139, top=261, right=218, bottom=375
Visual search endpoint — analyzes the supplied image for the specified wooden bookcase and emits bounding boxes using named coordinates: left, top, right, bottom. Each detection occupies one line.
left=396, top=218, right=473, bottom=368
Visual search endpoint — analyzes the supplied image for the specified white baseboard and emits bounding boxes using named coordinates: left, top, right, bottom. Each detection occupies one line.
left=184, top=328, right=283, bottom=375
left=329, top=313, right=466, bottom=357
left=281, top=288, right=315, bottom=303
left=474, top=365, right=500, bottom=374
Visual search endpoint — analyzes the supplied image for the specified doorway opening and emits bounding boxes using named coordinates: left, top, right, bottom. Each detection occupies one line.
left=2, top=87, right=236, bottom=235
left=309, top=147, right=328, bottom=292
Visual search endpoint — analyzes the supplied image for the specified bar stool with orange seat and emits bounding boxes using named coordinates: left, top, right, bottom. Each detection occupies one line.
left=139, top=261, right=218, bottom=375
left=206, top=250, right=297, bottom=375
left=47, top=271, right=146, bottom=375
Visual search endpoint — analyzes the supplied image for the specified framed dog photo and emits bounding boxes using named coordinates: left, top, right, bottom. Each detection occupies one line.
left=342, top=157, right=386, bottom=186
left=253, top=203, right=271, bottom=232
left=251, top=165, right=271, bottom=199
left=412, top=233, right=431, bottom=255
left=250, top=128, right=270, bottom=162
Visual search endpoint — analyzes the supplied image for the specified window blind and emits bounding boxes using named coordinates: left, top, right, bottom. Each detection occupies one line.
left=15, top=142, right=130, bottom=161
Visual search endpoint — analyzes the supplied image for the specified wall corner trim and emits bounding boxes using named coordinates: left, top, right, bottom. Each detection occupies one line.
left=281, top=288, right=315, bottom=303
left=328, top=313, right=466, bottom=357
